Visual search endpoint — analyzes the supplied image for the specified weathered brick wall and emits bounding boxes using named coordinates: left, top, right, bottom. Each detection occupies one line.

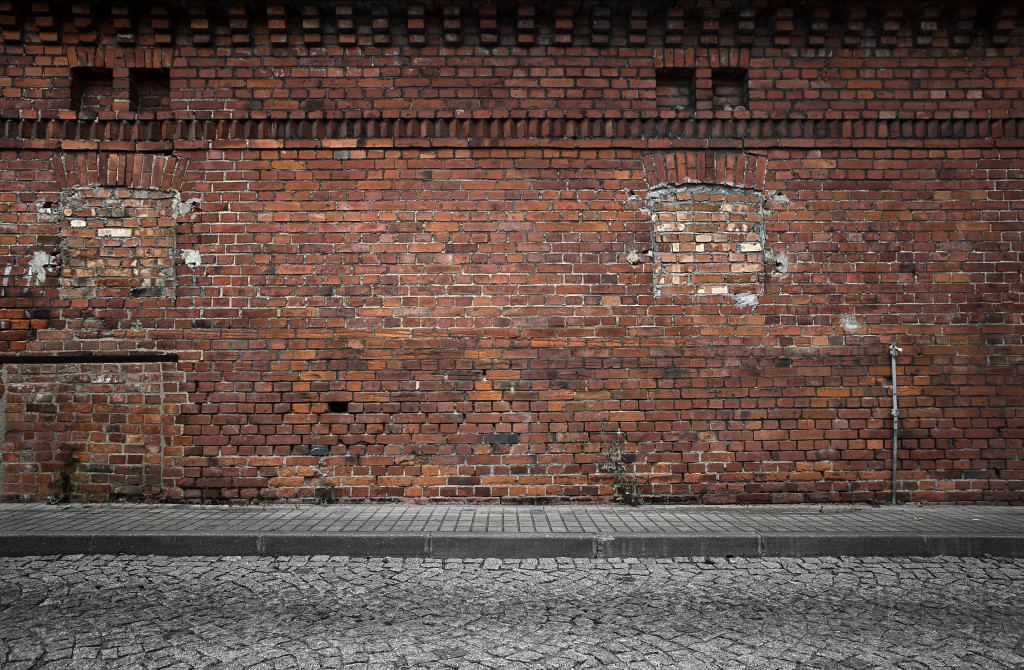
left=1, top=1, right=1022, bottom=504
left=1, top=361, right=184, bottom=501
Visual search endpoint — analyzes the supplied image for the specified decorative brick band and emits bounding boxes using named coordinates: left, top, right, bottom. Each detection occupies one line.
left=53, top=152, right=188, bottom=191
left=6, top=116, right=1023, bottom=151
left=0, top=3, right=1018, bottom=49
left=643, top=151, right=767, bottom=190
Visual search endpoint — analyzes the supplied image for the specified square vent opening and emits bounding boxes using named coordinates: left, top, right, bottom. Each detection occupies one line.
left=712, top=68, right=747, bottom=109
left=129, top=68, right=171, bottom=111
left=71, top=67, right=114, bottom=113
left=656, top=68, right=696, bottom=110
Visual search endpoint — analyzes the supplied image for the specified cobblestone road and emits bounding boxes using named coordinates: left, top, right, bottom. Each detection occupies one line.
left=1, top=555, right=1022, bottom=669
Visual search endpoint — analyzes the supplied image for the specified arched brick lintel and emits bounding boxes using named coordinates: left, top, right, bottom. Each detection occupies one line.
left=65, top=47, right=174, bottom=70
left=643, top=151, right=767, bottom=191
left=53, top=152, right=188, bottom=191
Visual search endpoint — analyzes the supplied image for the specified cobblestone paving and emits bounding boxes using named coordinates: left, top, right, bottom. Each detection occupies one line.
left=1, top=556, right=1022, bottom=669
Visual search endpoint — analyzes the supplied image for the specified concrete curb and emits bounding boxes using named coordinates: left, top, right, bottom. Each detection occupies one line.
left=428, top=533, right=596, bottom=558
left=758, top=533, right=1024, bottom=558
left=598, top=533, right=761, bottom=558
left=1, top=531, right=1021, bottom=558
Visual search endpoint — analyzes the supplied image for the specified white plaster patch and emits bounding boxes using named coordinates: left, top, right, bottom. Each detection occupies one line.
left=180, top=249, right=202, bottom=268
left=173, top=198, right=200, bottom=218
left=733, top=293, right=759, bottom=307
left=766, top=248, right=789, bottom=274
left=626, top=250, right=641, bottom=265
left=841, top=314, right=861, bottom=332
left=27, top=251, right=53, bottom=285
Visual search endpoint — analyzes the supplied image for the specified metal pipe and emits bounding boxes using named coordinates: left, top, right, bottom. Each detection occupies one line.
left=889, top=341, right=902, bottom=505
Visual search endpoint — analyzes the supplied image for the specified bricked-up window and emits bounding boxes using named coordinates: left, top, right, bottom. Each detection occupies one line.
left=656, top=68, right=696, bottom=110
left=649, top=185, right=764, bottom=299
left=129, top=68, right=171, bottom=111
left=711, top=68, right=747, bottom=109
left=70, top=67, right=114, bottom=113
left=60, top=186, right=177, bottom=300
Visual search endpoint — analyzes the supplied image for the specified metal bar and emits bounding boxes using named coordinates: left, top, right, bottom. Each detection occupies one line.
left=889, top=342, right=902, bottom=505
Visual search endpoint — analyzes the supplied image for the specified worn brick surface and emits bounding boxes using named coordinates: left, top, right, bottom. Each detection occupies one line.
left=0, top=1, right=1022, bottom=504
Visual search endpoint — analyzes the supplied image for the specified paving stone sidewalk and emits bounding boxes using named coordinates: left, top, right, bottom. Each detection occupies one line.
left=5, top=554, right=1024, bottom=669
left=1, top=502, right=1022, bottom=558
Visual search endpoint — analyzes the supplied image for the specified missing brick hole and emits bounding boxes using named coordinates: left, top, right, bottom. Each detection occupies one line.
left=326, top=401, right=350, bottom=413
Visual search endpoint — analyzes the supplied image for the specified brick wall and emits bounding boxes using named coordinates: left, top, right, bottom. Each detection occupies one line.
left=1, top=1, right=1022, bottom=504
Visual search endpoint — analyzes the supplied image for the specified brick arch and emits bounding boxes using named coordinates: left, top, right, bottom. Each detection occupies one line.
left=65, top=47, right=175, bottom=70
left=642, top=150, right=767, bottom=191
left=53, top=152, right=188, bottom=191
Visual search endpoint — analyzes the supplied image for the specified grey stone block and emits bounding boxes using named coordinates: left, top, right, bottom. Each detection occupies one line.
left=90, top=534, right=261, bottom=556
left=429, top=533, right=595, bottom=558
left=262, top=533, right=429, bottom=557
left=761, top=533, right=932, bottom=557
left=0, top=534, right=94, bottom=557
left=600, top=533, right=761, bottom=558
left=923, top=534, right=1024, bottom=558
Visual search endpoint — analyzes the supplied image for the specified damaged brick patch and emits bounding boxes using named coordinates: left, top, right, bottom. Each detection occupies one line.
left=648, top=184, right=765, bottom=301
left=59, top=186, right=181, bottom=300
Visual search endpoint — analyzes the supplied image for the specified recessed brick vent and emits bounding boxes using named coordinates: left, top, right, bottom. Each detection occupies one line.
left=656, top=68, right=696, bottom=110
left=712, top=68, right=747, bottom=109
left=130, top=68, right=171, bottom=111
left=70, top=67, right=113, bottom=114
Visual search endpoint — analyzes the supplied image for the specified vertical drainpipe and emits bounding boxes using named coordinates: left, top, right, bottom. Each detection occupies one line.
left=889, top=342, right=902, bottom=505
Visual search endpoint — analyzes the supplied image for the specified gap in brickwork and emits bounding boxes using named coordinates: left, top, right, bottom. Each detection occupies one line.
left=648, top=184, right=764, bottom=302
left=70, top=66, right=113, bottom=114
left=129, top=68, right=170, bottom=111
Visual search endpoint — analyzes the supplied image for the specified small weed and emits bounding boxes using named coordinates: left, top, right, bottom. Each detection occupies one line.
left=600, top=433, right=646, bottom=506
left=313, top=486, right=334, bottom=505
left=47, top=443, right=79, bottom=504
